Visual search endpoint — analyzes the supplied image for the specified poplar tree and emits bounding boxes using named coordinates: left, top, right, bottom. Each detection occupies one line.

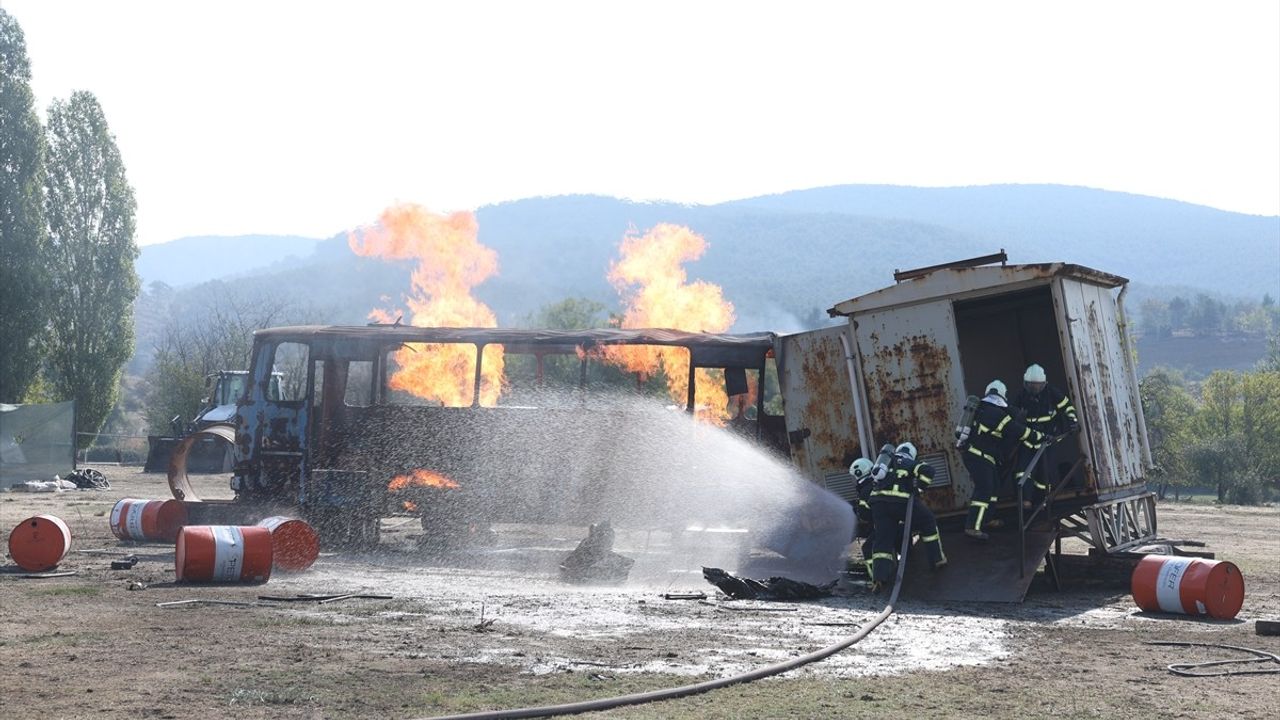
left=44, top=91, right=139, bottom=439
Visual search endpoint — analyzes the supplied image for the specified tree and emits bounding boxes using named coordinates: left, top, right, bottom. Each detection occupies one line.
left=43, top=91, right=139, bottom=443
left=1138, top=298, right=1170, bottom=338
left=1139, top=368, right=1196, bottom=499
left=1188, top=293, right=1224, bottom=336
left=143, top=288, right=303, bottom=434
left=0, top=9, right=50, bottom=402
left=1167, top=296, right=1190, bottom=331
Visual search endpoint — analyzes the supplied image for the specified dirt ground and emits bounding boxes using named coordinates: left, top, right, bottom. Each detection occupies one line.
left=2, top=467, right=1278, bottom=719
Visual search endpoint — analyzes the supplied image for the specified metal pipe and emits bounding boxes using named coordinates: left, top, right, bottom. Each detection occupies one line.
left=839, top=328, right=874, bottom=456
left=472, top=344, right=485, bottom=407
left=685, top=362, right=696, bottom=413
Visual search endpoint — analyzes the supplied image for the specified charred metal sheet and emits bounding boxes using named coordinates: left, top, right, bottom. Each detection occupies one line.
left=168, top=423, right=237, bottom=502
left=778, top=326, right=861, bottom=484
left=900, top=527, right=1056, bottom=602
left=893, top=250, right=1008, bottom=283
left=852, top=302, right=968, bottom=513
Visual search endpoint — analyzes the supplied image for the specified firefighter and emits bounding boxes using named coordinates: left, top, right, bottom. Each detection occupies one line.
left=1014, top=364, right=1079, bottom=506
left=867, top=442, right=946, bottom=590
left=961, top=380, right=1045, bottom=540
left=849, top=457, right=876, bottom=576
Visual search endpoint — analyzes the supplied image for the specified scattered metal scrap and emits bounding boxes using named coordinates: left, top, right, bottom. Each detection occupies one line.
left=559, top=521, right=634, bottom=584
left=257, top=593, right=394, bottom=604
left=13, top=570, right=77, bottom=579
left=110, top=555, right=138, bottom=570
left=661, top=592, right=707, bottom=601
left=702, top=567, right=835, bottom=601
left=156, top=599, right=256, bottom=608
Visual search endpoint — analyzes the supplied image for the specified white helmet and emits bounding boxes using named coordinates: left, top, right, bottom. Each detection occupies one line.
left=985, top=379, right=1007, bottom=398
left=1024, top=364, right=1047, bottom=384
left=895, top=442, right=917, bottom=461
left=849, top=457, right=873, bottom=479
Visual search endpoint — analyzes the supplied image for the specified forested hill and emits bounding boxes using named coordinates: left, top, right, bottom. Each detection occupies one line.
left=728, top=184, right=1280, bottom=297
left=134, top=185, right=1279, bottom=355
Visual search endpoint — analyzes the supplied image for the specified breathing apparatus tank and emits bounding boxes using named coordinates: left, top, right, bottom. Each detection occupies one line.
left=955, top=394, right=980, bottom=449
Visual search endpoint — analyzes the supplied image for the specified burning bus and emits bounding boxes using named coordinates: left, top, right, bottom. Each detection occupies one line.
left=168, top=253, right=1156, bottom=599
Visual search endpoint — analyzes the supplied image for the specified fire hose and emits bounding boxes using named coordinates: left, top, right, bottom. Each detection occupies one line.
left=422, top=498, right=917, bottom=720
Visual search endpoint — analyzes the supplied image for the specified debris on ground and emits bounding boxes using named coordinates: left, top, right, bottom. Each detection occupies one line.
left=64, top=468, right=111, bottom=490
left=701, top=567, right=836, bottom=601
left=12, top=570, right=78, bottom=579
left=661, top=592, right=707, bottom=600
left=9, top=478, right=76, bottom=492
left=258, top=593, right=394, bottom=603
left=155, top=599, right=256, bottom=608
left=559, top=521, right=634, bottom=584
left=110, top=555, right=139, bottom=570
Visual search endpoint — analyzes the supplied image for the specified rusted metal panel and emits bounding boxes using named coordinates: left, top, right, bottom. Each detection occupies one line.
left=1059, top=279, right=1146, bottom=490
left=851, top=301, right=968, bottom=512
left=778, top=325, right=862, bottom=484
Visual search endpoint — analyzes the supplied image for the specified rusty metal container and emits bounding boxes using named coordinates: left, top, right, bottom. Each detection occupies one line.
left=779, top=260, right=1154, bottom=536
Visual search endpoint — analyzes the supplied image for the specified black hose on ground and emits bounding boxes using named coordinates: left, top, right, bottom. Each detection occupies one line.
left=422, top=501, right=917, bottom=720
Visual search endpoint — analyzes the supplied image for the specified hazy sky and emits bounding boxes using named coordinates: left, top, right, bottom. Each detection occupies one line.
left=6, top=1, right=1279, bottom=246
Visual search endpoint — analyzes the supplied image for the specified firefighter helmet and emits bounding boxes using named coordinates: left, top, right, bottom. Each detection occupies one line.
left=849, top=457, right=873, bottom=480
left=895, top=442, right=917, bottom=461
left=1024, top=364, right=1047, bottom=384
left=985, top=379, right=1007, bottom=398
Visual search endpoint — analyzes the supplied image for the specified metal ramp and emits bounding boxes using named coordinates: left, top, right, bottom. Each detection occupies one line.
left=897, top=526, right=1057, bottom=603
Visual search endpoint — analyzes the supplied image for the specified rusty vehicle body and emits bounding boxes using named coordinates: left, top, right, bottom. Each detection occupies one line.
left=776, top=256, right=1157, bottom=559
left=175, top=326, right=782, bottom=546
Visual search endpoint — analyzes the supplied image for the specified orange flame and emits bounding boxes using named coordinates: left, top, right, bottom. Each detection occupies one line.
left=388, top=468, right=460, bottom=491
left=603, top=224, right=735, bottom=424
left=349, top=203, right=504, bottom=406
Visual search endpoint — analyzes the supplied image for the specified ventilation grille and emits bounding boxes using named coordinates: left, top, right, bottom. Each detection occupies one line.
left=921, top=452, right=952, bottom=487
left=823, top=471, right=857, bottom=503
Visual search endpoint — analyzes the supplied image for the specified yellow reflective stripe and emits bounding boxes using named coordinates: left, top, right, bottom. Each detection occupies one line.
left=1028, top=413, right=1056, bottom=423
left=977, top=423, right=992, bottom=434
left=975, top=504, right=987, bottom=528
left=989, top=496, right=998, bottom=503
left=1056, top=396, right=1071, bottom=409
left=995, top=416, right=1011, bottom=432
left=921, top=532, right=940, bottom=543
left=871, top=489, right=912, bottom=499
left=871, top=552, right=896, bottom=561
left=969, top=499, right=989, bottom=508
left=858, top=500, right=870, bottom=509
left=966, top=446, right=996, bottom=464
left=1034, top=481, right=1048, bottom=490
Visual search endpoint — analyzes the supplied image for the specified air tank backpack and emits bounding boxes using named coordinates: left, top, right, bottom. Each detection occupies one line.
left=954, top=394, right=980, bottom=450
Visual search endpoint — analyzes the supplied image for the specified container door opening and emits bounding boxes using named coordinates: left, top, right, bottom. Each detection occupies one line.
left=953, top=286, right=1084, bottom=496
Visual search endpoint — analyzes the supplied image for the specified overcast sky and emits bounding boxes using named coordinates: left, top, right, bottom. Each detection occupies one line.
left=6, top=1, right=1279, bottom=246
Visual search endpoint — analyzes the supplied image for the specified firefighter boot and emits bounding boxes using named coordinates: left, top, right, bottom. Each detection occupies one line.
left=964, top=501, right=990, bottom=541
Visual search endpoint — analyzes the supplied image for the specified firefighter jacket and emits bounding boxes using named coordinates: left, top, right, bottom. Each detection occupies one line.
left=869, top=452, right=935, bottom=503
left=966, top=395, right=1043, bottom=466
left=1015, top=384, right=1078, bottom=440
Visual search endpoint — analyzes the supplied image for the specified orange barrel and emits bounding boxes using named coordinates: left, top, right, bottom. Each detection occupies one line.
left=175, top=525, right=273, bottom=584
left=1132, top=555, right=1245, bottom=620
left=8, top=514, right=72, bottom=572
left=110, top=498, right=189, bottom=542
left=257, top=516, right=320, bottom=572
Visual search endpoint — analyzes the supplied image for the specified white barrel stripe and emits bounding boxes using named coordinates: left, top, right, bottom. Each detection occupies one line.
left=1155, top=557, right=1194, bottom=613
left=258, top=516, right=288, bottom=532
left=125, top=502, right=148, bottom=540
left=110, top=501, right=126, bottom=537
left=211, top=526, right=246, bottom=582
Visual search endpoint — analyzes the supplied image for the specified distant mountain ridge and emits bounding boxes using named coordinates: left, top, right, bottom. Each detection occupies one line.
left=137, top=234, right=323, bottom=289
left=134, top=185, right=1280, bottom=339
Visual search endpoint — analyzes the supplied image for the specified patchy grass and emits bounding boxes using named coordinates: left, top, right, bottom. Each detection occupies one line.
left=30, top=584, right=102, bottom=597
